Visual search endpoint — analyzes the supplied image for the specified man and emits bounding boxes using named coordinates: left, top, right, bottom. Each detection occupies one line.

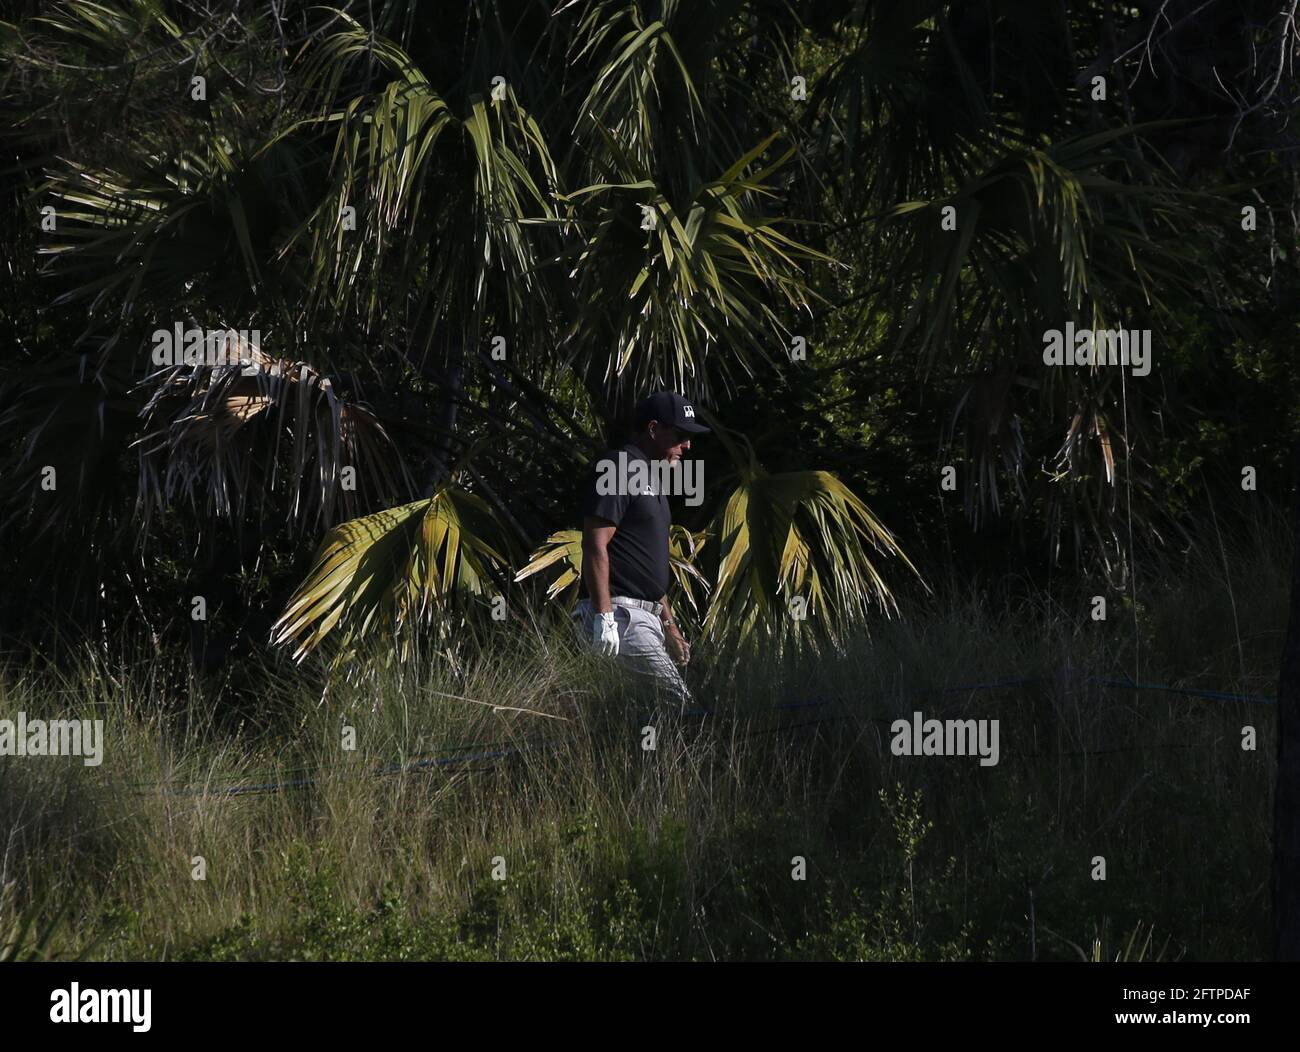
left=574, top=391, right=709, bottom=706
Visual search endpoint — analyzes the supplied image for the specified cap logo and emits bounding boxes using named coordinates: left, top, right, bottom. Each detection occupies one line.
left=682, top=405, right=695, bottom=417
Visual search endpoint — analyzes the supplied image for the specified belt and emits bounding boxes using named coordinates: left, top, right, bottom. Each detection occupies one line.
left=610, top=596, right=662, bottom=616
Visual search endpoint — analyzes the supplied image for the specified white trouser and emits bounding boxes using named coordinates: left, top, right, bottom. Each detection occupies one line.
left=574, top=598, right=692, bottom=706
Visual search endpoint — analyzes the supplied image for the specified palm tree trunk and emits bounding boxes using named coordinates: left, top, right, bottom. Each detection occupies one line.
left=423, top=341, right=463, bottom=497
left=1274, top=438, right=1300, bottom=959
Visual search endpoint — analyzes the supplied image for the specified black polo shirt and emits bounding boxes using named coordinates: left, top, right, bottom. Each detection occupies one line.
left=579, top=443, right=672, bottom=602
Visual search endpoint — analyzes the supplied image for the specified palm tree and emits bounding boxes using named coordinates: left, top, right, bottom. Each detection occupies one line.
left=1, top=0, right=1278, bottom=649
left=0, top=1, right=918, bottom=658
left=267, top=2, right=917, bottom=658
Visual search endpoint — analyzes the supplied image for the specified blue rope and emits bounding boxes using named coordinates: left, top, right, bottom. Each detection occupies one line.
left=1090, top=676, right=1275, bottom=706
left=913, top=676, right=1050, bottom=695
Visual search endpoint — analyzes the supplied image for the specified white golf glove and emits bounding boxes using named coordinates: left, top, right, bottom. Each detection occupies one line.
left=591, top=610, right=620, bottom=656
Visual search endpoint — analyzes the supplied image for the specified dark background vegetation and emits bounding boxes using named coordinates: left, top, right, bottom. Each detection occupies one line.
left=1, top=0, right=1298, bottom=961
left=1, top=0, right=1297, bottom=661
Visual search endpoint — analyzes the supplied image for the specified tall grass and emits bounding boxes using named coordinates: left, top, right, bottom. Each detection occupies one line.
left=0, top=509, right=1287, bottom=960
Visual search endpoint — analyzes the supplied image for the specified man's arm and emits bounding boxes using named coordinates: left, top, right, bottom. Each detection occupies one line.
left=582, top=517, right=616, bottom=613
left=658, top=593, right=690, bottom=666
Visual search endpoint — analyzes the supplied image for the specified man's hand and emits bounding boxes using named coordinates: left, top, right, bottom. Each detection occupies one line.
left=591, top=610, right=620, bottom=656
left=664, top=623, right=690, bottom=667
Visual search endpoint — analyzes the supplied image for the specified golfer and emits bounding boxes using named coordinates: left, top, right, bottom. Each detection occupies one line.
left=574, top=391, right=709, bottom=706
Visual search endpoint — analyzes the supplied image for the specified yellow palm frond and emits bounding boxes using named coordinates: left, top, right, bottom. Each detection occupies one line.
left=271, top=485, right=514, bottom=663
left=703, top=466, right=924, bottom=649
left=515, top=525, right=710, bottom=614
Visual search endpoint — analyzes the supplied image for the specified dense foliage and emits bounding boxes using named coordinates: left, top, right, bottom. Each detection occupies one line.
left=1, top=0, right=1296, bottom=664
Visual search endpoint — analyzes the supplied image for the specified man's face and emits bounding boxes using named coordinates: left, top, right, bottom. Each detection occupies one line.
left=647, top=421, right=692, bottom=463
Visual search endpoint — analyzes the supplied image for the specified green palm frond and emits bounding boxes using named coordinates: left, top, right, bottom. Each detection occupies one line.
left=561, top=130, right=833, bottom=395
left=812, top=0, right=991, bottom=200
left=665, top=523, right=711, bottom=617
left=876, top=130, right=1223, bottom=371
left=514, top=524, right=709, bottom=616
left=288, top=11, right=559, bottom=330
left=270, top=484, right=516, bottom=663
left=38, top=136, right=306, bottom=332
left=703, top=463, right=923, bottom=649
left=568, top=1, right=707, bottom=167
left=860, top=123, right=1227, bottom=564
